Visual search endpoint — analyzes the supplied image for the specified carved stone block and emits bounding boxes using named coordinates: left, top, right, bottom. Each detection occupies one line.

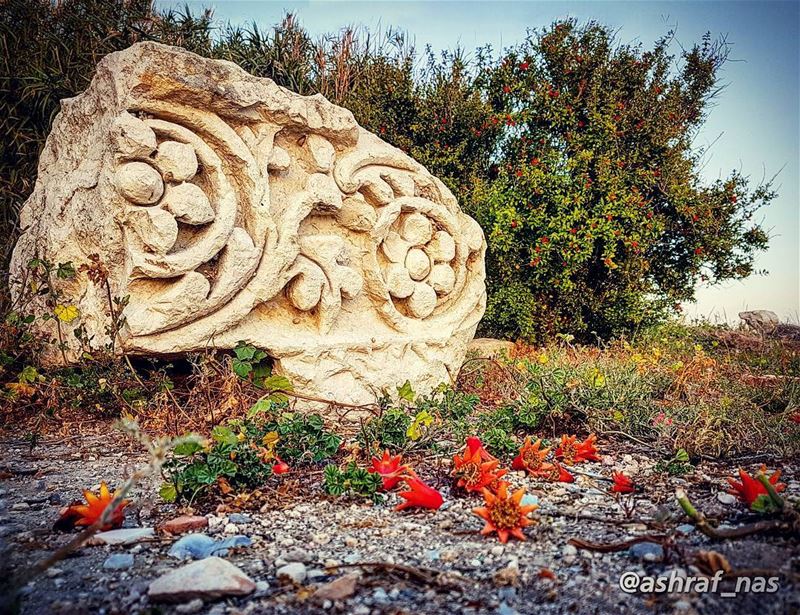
left=10, top=42, right=486, bottom=405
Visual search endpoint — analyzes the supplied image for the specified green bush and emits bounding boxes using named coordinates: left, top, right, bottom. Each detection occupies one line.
left=1, top=3, right=774, bottom=343
left=473, top=21, right=774, bottom=341
left=323, top=462, right=383, bottom=502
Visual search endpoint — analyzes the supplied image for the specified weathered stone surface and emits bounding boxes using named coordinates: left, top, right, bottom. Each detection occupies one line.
left=89, top=527, right=154, bottom=546
left=10, top=42, right=486, bottom=406
left=147, top=556, right=255, bottom=602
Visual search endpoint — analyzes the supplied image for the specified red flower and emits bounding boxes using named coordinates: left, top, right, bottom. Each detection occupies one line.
left=726, top=467, right=786, bottom=508
left=473, top=482, right=537, bottom=543
left=511, top=437, right=550, bottom=474
left=272, top=457, right=290, bottom=475
left=453, top=445, right=506, bottom=492
left=555, top=434, right=599, bottom=465
left=395, top=477, right=443, bottom=511
left=535, top=462, right=574, bottom=483
left=531, top=157, right=540, bottom=166
left=610, top=472, right=636, bottom=494
left=503, top=85, right=511, bottom=94
left=466, top=436, right=495, bottom=461
left=520, top=61, right=529, bottom=70
left=368, top=450, right=408, bottom=490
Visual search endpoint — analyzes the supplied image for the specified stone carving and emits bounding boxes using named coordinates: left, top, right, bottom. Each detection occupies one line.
left=10, top=42, right=486, bottom=405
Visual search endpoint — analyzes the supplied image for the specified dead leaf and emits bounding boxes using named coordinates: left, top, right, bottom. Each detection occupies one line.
left=695, top=550, right=732, bottom=575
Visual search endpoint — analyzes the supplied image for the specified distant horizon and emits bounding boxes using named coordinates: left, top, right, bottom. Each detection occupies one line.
left=159, top=0, right=800, bottom=324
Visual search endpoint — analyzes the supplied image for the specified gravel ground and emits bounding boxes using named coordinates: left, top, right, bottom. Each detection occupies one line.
left=1, top=430, right=798, bottom=615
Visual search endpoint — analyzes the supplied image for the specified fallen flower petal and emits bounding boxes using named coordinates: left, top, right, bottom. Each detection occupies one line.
left=466, top=436, right=496, bottom=461
left=453, top=446, right=507, bottom=492
left=272, top=457, right=290, bottom=475
left=610, top=471, right=636, bottom=494
left=395, top=477, right=443, bottom=511
left=55, top=481, right=129, bottom=531
left=726, top=466, right=785, bottom=508
left=535, top=462, right=575, bottom=483
left=555, top=434, right=599, bottom=464
left=368, top=450, right=408, bottom=490
left=473, top=481, right=538, bottom=543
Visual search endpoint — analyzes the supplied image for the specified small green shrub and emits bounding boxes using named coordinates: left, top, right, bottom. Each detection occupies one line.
left=161, top=402, right=341, bottom=503
left=323, top=462, right=383, bottom=502
left=359, top=407, right=412, bottom=451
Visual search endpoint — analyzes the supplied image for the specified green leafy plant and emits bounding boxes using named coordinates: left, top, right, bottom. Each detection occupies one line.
left=232, top=341, right=272, bottom=386
left=323, top=462, right=383, bottom=502
left=161, top=403, right=341, bottom=503
left=655, top=448, right=693, bottom=476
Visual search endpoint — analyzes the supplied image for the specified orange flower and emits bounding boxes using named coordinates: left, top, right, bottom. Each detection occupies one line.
left=473, top=481, right=538, bottom=543
left=535, top=462, right=575, bottom=483
left=610, top=471, right=636, bottom=494
left=395, top=477, right=443, bottom=511
left=453, top=446, right=506, bottom=492
left=726, top=466, right=786, bottom=508
left=555, top=434, right=599, bottom=465
left=368, top=450, right=408, bottom=490
left=57, top=482, right=129, bottom=531
left=511, top=437, right=550, bottom=474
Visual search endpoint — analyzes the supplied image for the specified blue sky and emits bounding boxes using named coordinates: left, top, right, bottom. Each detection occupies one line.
left=160, top=1, right=800, bottom=323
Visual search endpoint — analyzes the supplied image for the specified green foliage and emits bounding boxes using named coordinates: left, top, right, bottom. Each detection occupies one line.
left=232, top=342, right=270, bottom=383
left=474, top=21, right=774, bottom=341
left=479, top=426, right=518, bottom=459
left=271, top=412, right=342, bottom=462
left=0, top=2, right=776, bottom=346
left=323, top=462, right=383, bottom=502
left=161, top=402, right=341, bottom=503
left=359, top=407, right=412, bottom=451
left=654, top=448, right=694, bottom=476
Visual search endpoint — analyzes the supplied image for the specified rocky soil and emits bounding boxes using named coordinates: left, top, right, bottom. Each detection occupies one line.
left=1, top=430, right=798, bottom=615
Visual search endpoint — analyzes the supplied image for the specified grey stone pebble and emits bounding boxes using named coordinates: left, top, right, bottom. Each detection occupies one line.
left=276, top=562, right=307, bottom=584
left=102, top=553, right=135, bottom=571
left=628, top=541, right=664, bottom=562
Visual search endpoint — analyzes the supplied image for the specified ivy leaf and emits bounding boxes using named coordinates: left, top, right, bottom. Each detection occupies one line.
left=407, top=409, right=434, bottom=440
left=234, top=341, right=257, bottom=361
left=56, top=262, right=76, bottom=280
left=262, top=374, right=292, bottom=391
left=232, top=358, right=253, bottom=380
left=674, top=449, right=690, bottom=463
left=247, top=398, right=274, bottom=418
left=397, top=380, right=415, bottom=403
left=173, top=440, right=202, bottom=456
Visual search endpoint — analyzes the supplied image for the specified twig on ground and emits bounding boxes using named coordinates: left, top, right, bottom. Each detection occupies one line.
left=568, top=535, right=669, bottom=553
left=676, top=488, right=794, bottom=539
